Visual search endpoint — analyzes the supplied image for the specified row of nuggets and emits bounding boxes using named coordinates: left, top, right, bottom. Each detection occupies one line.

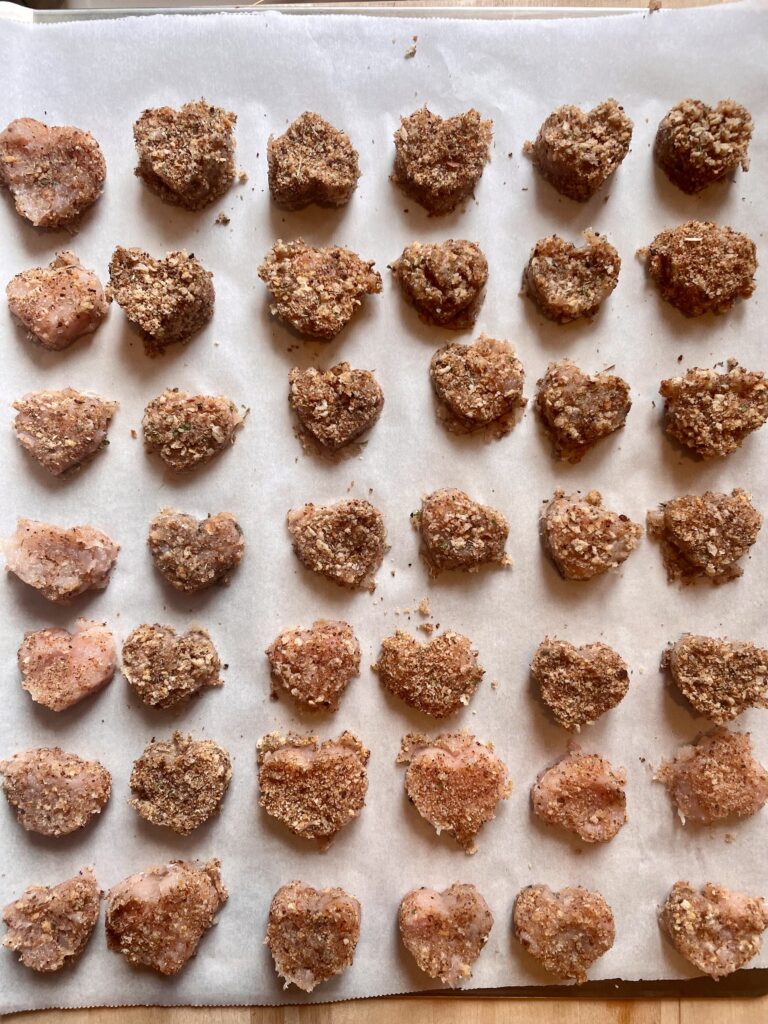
left=0, top=485, right=763, bottom=602
left=2, top=724, right=768, bottom=847
left=4, top=219, right=758, bottom=362
left=3, top=865, right=768, bottom=987
left=0, top=97, right=754, bottom=228
left=10, top=355, right=768, bottom=478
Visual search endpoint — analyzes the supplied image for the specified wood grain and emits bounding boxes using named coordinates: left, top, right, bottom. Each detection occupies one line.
left=3, top=0, right=762, bottom=1022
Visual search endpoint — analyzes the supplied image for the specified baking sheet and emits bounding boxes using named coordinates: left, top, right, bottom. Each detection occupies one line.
left=1, top=0, right=768, bottom=1011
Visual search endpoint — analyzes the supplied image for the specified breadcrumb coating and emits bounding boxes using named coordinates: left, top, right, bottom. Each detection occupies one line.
left=3, top=869, right=100, bottom=973
left=656, top=728, right=768, bottom=824
left=524, top=100, right=632, bottom=201
left=655, top=100, right=753, bottom=194
left=415, top=488, right=509, bottom=575
left=660, top=881, right=768, bottom=979
left=289, top=363, right=384, bottom=451
left=536, top=360, right=631, bottom=462
left=662, top=634, right=768, bottom=724
left=430, top=335, right=526, bottom=435
left=532, top=638, right=629, bottom=730
left=108, top=246, right=214, bottom=354
left=639, top=221, right=756, bottom=317
left=0, top=747, right=110, bottom=837
left=541, top=489, right=642, bottom=581
left=391, top=240, right=487, bottom=329
left=532, top=748, right=627, bottom=843
left=13, top=388, right=116, bottom=476
left=268, top=112, right=360, bottom=210
left=399, top=883, right=493, bottom=987
left=660, top=361, right=768, bottom=459
left=375, top=629, right=484, bottom=718
left=0, top=118, right=105, bottom=227
left=258, top=239, right=381, bottom=340
left=129, top=731, right=231, bottom=836
left=398, top=731, right=511, bottom=853
left=266, top=881, right=361, bottom=992
left=524, top=231, right=620, bottom=323
left=122, top=623, right=222, bottom=709
left=148, top=509, right=244, bottom=592
left=257, top=731, right=369, bottom=843
left=134, top=98, right=236, bottom=210
left=266, top=620, right=360, bottom=712
left=287, top=499, right=386, bottom=591
left=647, top=489, right=761, bottom=585
left=392, top=107, right=492, bottom=214
left=105, top=860, right=227, bottom=976
left=142, top=389, right=242, bottom=471
left=513, top=884, right=615, bottom=983
left=18, top=618, right=115, bottom=712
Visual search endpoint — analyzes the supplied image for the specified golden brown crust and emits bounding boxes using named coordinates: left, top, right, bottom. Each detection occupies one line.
left=524, top=100, right=632, bottom=201
left=142, top=389, right=242, bottom=471
left=655, top=100, right=753, bottom=194
left=541, top=489, right=642, bottom=581
left=532, top=748, right=627, bottom=843
left=13, top=389, right=116, bottom=476
left=647, top=489, right=761, bottom=585
left=268, top=112, right=360, bottom=210
left=415, top=488, right=509, bottom=575
left=266, top=620, right=360, bottom=712
left=524, top=231, right=620, bottom=323
left=289, top=363, right=384, bottom=451
left=391, top=240, right=488, bottom=329
left=287, top=499, right=386, bottom=591
left=257, top=731, right=369, bottom=842
left=134, top=99, right=236, bottom=210
left=430, top=335, right=526, bottom=435
left=639, top=221, right=756, bottom=317
left=532, top=638, right=629, bottom=730
left=662, top=634, right=768, bottom=724
left=375, top=630, right=484, bottom=718
left=258, top=239, right=381, bottom=340
left=392, top=107, right=492, bottom=214
left=122, top=623, right=222, bottom=709
left=513, top=884, right=615, bottom=983
left=266, top=881, right=361, bottom=992
left=147, top=509, right=244, bottom=592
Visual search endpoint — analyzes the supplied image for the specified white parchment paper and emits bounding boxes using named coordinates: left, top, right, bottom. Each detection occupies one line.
left=1, top=2, right=768, bottom=1011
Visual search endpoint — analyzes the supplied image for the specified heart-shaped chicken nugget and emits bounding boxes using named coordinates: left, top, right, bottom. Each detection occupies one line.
left=108, top=246, right=214, bottom=355
left=392, top=240, right=487, bottom=330
left=659, top=881, right=768, bottom=979
left=13, top=389, right=116, bottom=476
left=266, top=881, right=361, bottom=992
left=287, top=499, right=386, bottom=591
left=375, top=630, right=484, bottom=718
left=257, top=731, right=369, bottom=843
left=398, top=732, right=511, bottom=853
left=289, top=363, right=384, bottom=452
left=266, top=620, right=360, bottom=712
left=268, top=112, right=360, bottom=210
left=399, top=883, right=493, bottom=986
left=122, top=623, right=222, bottom=709
left=524, top=232, right=620, bottom=324
left=430, top=335, right=526, bottom=435
left=661, top=634, right=768, bottom=724
left=531, top=638, right=629, bottom=730
left=148, top=509, right=244, bottom=593
left=536, top=361, right=630, bottom=463
left=392, top=107, right=492, bottom=215
left=541, top=489, right=642, bottom=581
left=513, top=884, right=615, bottom=983
left=655, top=100, right=753, bottom=194
left=532, top=748, right=627, bottom=843
left=142, top=389, right=242, bottom=471
left=416, top=488, right=509, bottom=575
left=524, top=99, right=632, bottom=202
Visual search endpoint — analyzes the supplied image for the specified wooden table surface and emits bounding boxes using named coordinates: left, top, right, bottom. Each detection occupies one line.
left=5, top=0, right=761, bottom=1022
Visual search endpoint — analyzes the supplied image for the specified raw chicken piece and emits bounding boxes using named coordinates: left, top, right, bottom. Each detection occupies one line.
left=18, top=618, right=116, bottom=711
left=0, top=747, right=111, bottom=836
left=266, top=881, right=361, bottom=992
left=147, top=509, right=243, bottom=592
left=266, top=620, right=360, bottom=712
left=532, top=749, right=627, bottom=843
left=660, top=881, right=768, bottom=978
left=122, top=623, right=222, bottom=709
left=0, top=118, right=105, bottom=227
left=6, top=253, right=109, bottom=351
left=105, top=860, right=227, bottom=976
left=656, top=728, right=768, bottom=824
left=3, top=518, right=119, bottom=602
left=13, top=389, right=116, bottom=475
left=397, top=732, right=511, bottom=853
left=2, top=869, right=100, bottom=972
left=399, top=883, right=493, bottom=986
